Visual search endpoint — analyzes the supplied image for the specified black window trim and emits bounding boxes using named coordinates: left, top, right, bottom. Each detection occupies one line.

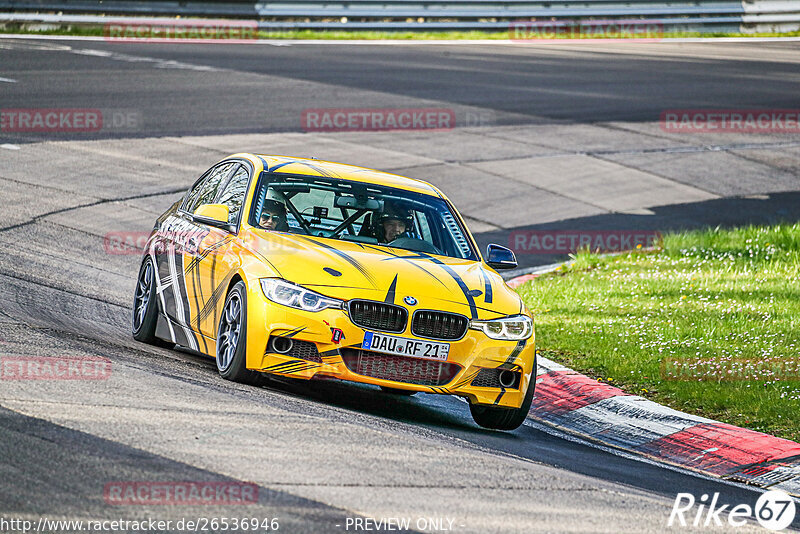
left=179, top=158, right=255, bottom=235
left=181, top=159, right=237, bottom=215
left=213, top=161, right=253, bottom=230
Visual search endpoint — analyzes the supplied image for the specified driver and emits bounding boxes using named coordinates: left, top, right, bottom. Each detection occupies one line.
left=376, top=207, right=413, bottom=243
left=259, top=199, right=287, bottom=231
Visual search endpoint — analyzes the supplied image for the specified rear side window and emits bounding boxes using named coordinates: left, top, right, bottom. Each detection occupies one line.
left=216, top=164, right=250, bottom=224
left=184, top=162, right=235, bottom=214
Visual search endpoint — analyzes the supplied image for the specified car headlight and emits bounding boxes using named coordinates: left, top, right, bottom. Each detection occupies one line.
left=470, top=314, right=533, bottom=340
left=260, top=278, right=343, bottom=312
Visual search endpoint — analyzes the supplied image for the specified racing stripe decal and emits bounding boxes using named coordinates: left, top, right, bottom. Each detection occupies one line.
left=195, top=271, right=235, bottom=328
left=264, top=359, right=321, bottom=374
left=319, top=348, right=341, bottom=364
left=493, top=388, right=506, bottom=405
left=452, top=369, right=481, bottom=389
left=264, top=360, right=301, bottom=372
left=187, top=263, right=208, bottom=354
left=384, top=275, right=398, bottom=304
left=168, top=238, right=198, bottom=351
left=266, top=161, right=295, bottom=173
left=481, top=269, right=493, bottom=305
left=428, top=258, right=479, bottom=320
left=209, top=245, right=219, bottom=335
left=282, top=326, right=307, bottom=338
left=379, top=250, right=479, bottom=320
left=499, top=340, right=527, bottom=369
left=151, top=251, right=177, bottom=343
left=364, top=246, right=479, bottom=317
left=282, top=362, right=320, bottom=374
left=184, top=236, right=231, bottom=273
left=364, top=245, right=448, bottom=288
left=435, top=297, right=502, bottom=316
left=250, top=248, right=283, bottom=279
left=296, top=236, right=377, bottom=288
left=267, top=160, right=339, bottom=178
left=302, top=163, right=338, bottom=178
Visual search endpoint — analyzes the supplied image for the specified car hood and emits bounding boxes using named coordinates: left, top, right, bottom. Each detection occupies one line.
left=244, top=231, right=523, bottom=319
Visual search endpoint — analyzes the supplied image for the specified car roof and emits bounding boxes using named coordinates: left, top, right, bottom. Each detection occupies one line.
left=250, top=154, right=442, bottom=197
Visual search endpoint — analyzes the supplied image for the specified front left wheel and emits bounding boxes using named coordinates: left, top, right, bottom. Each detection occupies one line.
left=132, top=257, right=160, bottom=344
left=469, top=371, right=536, bottom=431
left=216, top=281, right=260, bottom=385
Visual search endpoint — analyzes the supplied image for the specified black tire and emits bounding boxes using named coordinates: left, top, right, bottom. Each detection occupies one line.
left=132, top=257, right=160, bottom=344
left=216, top=281, right=260, bottom=385
left=380, top=386, right=417, bottom=396
left=469, top=371, right=536, bottom=431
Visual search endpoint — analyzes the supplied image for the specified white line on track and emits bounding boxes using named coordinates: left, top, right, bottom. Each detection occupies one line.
left=1, top=144, right=20, bottom=150
left=0, top=76, right=17, bottom=83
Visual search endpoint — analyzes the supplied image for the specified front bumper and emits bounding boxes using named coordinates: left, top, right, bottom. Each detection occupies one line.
left=244, top=296, right=536, bottom=409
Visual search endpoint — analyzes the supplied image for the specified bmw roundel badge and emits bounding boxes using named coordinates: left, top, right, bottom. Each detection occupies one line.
left=403, top=296, right=417, bottom=306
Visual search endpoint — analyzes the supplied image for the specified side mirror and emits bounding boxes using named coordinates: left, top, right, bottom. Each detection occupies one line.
left=193, top=204, right=234, bottom=232
left=486, top=244, right=517, bottom=270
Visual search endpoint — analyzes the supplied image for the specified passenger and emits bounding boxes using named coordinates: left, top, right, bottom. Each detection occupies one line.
left=259, top=199, right=287, bottom=231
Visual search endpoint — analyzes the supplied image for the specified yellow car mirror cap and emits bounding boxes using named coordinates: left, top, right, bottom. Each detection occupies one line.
left=193, top=203, right=234, bottom=232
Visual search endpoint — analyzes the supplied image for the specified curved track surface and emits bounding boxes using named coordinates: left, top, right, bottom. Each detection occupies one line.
left=1, top=38, right=800, bottom=532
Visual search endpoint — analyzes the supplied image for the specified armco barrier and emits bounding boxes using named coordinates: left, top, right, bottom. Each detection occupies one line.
left=0, top=0, right=798, bottom=32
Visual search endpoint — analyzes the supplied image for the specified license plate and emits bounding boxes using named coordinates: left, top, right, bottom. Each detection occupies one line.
left=362, top=332, right=449, bottom=361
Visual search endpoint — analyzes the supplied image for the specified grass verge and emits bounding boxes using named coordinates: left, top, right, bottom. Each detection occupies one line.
left=516, top=224, right=800, bottom=441
left=1, top=24, right=800, bottom=40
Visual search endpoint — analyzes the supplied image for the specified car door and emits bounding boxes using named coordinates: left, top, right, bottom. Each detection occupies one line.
left=186, top=162, right=252, bottom=342
left=154, top=161, right=236, bottom=352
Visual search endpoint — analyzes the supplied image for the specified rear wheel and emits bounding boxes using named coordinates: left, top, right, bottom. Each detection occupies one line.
left=132, top=257, right=160, bottom=344
left=216, top=281, right=260, bottom=385
left=469, top=372, right=536, bottom=431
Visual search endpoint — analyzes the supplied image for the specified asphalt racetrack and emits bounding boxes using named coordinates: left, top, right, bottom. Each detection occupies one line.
left=1, top=37, right=800, bottom=533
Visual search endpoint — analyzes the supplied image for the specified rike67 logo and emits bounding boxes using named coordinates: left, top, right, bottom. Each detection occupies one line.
left=669, top=490, right=796, bottom=531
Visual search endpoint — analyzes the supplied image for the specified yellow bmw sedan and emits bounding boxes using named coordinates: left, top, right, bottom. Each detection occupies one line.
left=132, top=153, right=536, bottom=430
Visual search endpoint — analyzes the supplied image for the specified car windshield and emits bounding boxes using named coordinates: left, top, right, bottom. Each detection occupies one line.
left=249, top=172, right=477, bottom=261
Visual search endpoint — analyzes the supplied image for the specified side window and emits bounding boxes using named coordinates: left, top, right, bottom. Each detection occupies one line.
left=216, top=164, right=250, bottom=224
left=184, top=162, right=235, bottom=214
